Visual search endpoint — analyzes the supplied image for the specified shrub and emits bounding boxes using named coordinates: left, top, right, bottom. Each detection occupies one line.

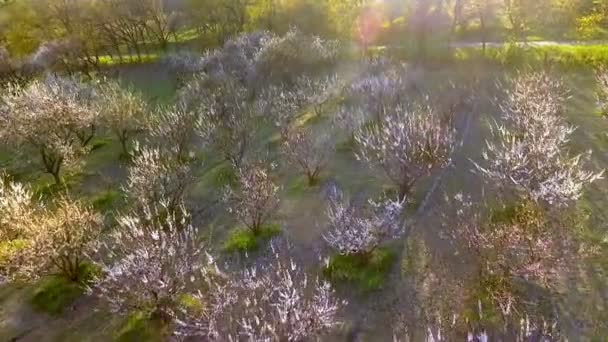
left=223, top=224, right=281, bottom=253
left=28, top=263, right=99, bottom=315
left=323, top=248, right=395, bottom=292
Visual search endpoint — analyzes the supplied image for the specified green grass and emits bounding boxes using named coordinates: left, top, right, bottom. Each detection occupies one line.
left=323, top=248, right=396, bottom=292
left=179, top=293, right=205, bottom=316
left=204, top=162, right=238, bottom=188
left=28, top=263, right=100, bottom=315
left=29, top=277, right=85, bottom=315
left=454, top=44, right=608, bottom=68
left=32, top=174, right=80, bottom=199
left=98, top=53, right=160, bottom=66
left=115, top=311, right=166, bottom=342
left=286, top=175, right=322, bottom=196
left=0, top=239, right=28, bottom=264
left=223, top=224, right=282, bottom=253
left=91, top=188, right=123, bottom=213
left=169, top=28, right=201, bottom=43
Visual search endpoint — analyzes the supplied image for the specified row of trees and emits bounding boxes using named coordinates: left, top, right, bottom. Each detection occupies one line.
left=0, top=29, right=605, bottom=339
left=0, top=0, right=358, bottom=63
left=4, top=0, right=608, bottom=71
left=379, top=0, right=608, bottom=48
left=396, top=71, right=604, bottom=340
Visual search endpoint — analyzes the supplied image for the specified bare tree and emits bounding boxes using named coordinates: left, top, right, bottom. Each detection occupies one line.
left=281, top=127, right=333, bottom=186
left=0, top=177, right=102, bottom=282
left=474, top=72, right=603, bottom=206
left=356, top=104, right=456, bottom=200
left=324, top=191, right=404, bottom=257
left=93, top=200, right=204, bottom=323
left=0, top=76, right=98, bottom=184
left=176, top=250, right=344, bottom=340
left=97, top=80, right=148, bottom=156
left=223, top=161, right=279, bottom=235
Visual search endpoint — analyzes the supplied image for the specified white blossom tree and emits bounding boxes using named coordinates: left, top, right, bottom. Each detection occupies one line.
left=324, top=190, right=404, bottom=256
left=0, top=76, right=98, bottom=184
left=97, top=80, right=148, bottom=156
left=0, top=176, right=102, bottom=282
left=356, top=104, right=456, bottom=200
left=186, top=75, right=255, bottom=167
left=346, top=74, right=407, bottom=123
left=257, top=83, right=309, bottom=130
left=123, top=144, right=192, bottom=214
left=93, top=200, right=204, bottom=323
left=333, top=107, right=367, bottom=142
left=223, top=161, right=280, bottom=235
left=294, top=74, right=342, bottom=117
left=201, top=31, right=273, bottom=87
left=281, top=127, right=333, bottom=186
left=474, top=72, right=603, bottom=206
left=254, top=28, right=340, bottom=85
left=175, top=251, right=344, bottom=340
left=162, top=51, right=205, bottom=81
left=30, top=39, right=88, bottom=75
left=150, top=102, right=199, bottom=161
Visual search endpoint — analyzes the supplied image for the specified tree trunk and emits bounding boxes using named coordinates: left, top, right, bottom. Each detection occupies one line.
left=398, top=181, right=412, bottom=202
left=118, top=130, right=130, bottom=157
left=52, top=172, right=63, bottom=186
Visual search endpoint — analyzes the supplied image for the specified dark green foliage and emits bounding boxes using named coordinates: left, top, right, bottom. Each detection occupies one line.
left=179, top=293, right=204, bottom=316
left=89, top=139, right=111, bottom=152
left=209, top=162, right=238, bottom=188
left=223, top=224, right=281, bottom=253
left=323, top=248, right=396, bottom=292
left=286, top=175, right=320, bottom=196
left=91, top=188, right=123, bottom=213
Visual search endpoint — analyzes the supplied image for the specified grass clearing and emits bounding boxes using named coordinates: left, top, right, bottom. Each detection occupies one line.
left=28, top=263, right=100, bottom=315
left=223, top=224, right=282, bottom=253
left=324, top=248, right=396, bottom=292
left=91, top=188, right=123, bottom=214
left=29, top=277, right=85, bottom=315
left=98, top=54, right=161, bottom=67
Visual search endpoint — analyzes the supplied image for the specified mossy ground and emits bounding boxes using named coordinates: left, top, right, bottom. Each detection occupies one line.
left=324, top=248, right=396, bottom=292
left=28, top=263, right=101, bottom=315
left=115, top=311, right=167, bottom=342
left=223, top=224, right=282, bottom=253
left=91, top=188, right=123, bottom=213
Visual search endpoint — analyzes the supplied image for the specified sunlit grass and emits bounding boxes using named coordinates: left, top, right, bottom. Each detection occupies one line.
left=98, top=53, right=161, bottom=66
